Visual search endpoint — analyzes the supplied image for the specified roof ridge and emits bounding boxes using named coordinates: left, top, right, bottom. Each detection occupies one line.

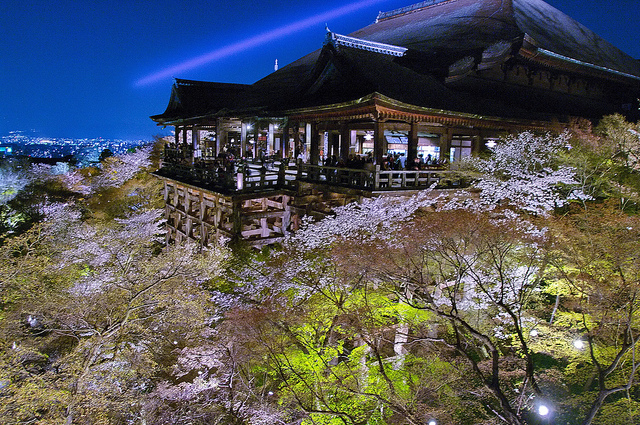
left=324, top=32, right=407, bottom=57
left=376, top=0, right=458, bottom=22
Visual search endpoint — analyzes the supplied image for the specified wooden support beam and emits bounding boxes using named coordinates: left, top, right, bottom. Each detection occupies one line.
left=341, top=127, right=350, bottom=161
left=293, top=121, right=301, bottom=159
left=408, top=121, right=418, bottom=164
left=373, top=120, right=386, bottom=165
left=310, top=123, right=320, bottom=165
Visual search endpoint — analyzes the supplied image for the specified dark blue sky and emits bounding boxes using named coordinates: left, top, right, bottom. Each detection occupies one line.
left=1, top=0, right=638, bottom=140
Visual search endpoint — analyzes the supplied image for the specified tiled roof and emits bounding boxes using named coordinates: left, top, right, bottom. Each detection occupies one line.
left=152, top=0, right=640, bottom=124
left=151, top=79, right=250, bottom=124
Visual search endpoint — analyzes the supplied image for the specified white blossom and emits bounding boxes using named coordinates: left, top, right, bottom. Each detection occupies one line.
left=91, top=145, right=153, bottom=190
left=466, top=131, right=592, bottom=215
left=0, top=165, right=30, bottom=204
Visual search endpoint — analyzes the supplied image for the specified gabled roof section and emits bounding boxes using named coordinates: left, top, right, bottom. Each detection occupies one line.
left=151, top=0, right=639, bottom=126
left=352, top=0, right=640, bottom=82
left=277, top=41, right=562, bottom=122
left=151, top=79, right=250, bottom=124
left=352, top=0, right=520, bottom=55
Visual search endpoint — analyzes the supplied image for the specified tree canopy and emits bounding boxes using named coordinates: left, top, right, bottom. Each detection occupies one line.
left=1, top=118, right=640, bottom=424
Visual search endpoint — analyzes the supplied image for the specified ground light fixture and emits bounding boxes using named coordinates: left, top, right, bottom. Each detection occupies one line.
left=538, top=405, right=550, bottom=416
left=428, top=420, right=436, bottom=425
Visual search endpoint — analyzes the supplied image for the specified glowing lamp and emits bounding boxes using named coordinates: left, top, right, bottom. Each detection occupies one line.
left=538, top=405, right=549, bottom=416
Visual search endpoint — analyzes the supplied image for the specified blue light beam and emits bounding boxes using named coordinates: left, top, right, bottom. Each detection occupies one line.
left=134, top=0, right=390, bottom=87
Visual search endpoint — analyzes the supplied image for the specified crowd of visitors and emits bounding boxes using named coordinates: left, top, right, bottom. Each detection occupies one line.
left=167, top=142, right=448, bottom=175
left=322, top=152, right=447, bottom=170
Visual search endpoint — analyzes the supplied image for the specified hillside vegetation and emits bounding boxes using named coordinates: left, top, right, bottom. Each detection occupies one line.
left=1, top=117, right=639, bottom=425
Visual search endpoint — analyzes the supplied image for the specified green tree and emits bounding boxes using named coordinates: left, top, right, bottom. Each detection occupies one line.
left=545, top=205, right=640, bottom=425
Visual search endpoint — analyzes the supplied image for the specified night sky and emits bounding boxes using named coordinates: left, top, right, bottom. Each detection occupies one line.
left=1, top=0, right=638, bottom=140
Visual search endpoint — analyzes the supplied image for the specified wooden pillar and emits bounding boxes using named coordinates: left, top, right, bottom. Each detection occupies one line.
left=408, top=121, right=418, bottom=164
left=442, top=127, right=453, bottom=162
left=340, top=124, right=350, bottom=162
left=268, top=123, right=275, bottom=156
left=306, top=123, right=312, bottom=157
left=254, top=122, right=260, bottom=159
left=192, top=126, right=200, bottom=155
left=310, top=122, right=321, bottom=166
left=215, top=119, right=222, bottom=156
left=282, top=121, right=290, bottom=158
left=330, top=132, right=339, bottom=161
left=373, top=120, right=386, bottom=165
left=174, top=126, right=180, bottom=145
left=474, top=130, right=483, bottom=155
left=199, top=191, right=206, bottom=248
left=292, top=121, right=301, bottom=159
left=232, top=199, right=242, bottom=238
left=241, top=122, right=248, bottom=157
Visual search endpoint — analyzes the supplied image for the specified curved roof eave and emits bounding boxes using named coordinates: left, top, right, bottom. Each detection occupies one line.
left=512, top=0, right=640, bottom=79
left=349, top=0, right=640, bottom=81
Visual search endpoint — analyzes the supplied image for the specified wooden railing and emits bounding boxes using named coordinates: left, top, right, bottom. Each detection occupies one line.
left=297, top=164, right=449, bottom=190
left=158, top=158, right=452, bottom=193
left=158, top=160, right=297, bottom=194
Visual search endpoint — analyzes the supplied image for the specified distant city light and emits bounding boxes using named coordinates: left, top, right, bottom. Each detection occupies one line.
left=134, top=0, right=391, bottom=87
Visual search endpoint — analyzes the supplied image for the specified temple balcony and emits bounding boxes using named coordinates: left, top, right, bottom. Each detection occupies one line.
left=155, top=147, right=464, bottom=248
left=157, top=149, right=458, bottom=195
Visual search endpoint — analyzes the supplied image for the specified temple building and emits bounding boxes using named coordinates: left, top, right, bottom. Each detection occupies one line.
left=151, top=0, right=640, bottom=247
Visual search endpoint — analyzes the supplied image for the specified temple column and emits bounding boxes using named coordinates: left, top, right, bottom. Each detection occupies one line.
left=192, top=126, right=200, bottom=156
left=340, top=124, right=350, bottom=162
left=282, top=121, right=290, bottom=158
left=306, top=123, right=312, bottom=161
left=184, top=127, right=193, bottom=164
left=214, top=119, right=222, bottom=156
left=310, top=122, right=321, bottom=165
left=442, top=127, right=453, bottom=162
left=331, top=132, right=340, bottom=160
left=408, top=121, right=418, bottom=165
left=253, top=122, right=260, bottom=159
left=293, top=121, right=301, bottom=159
left=268, top=123, right=275, bottom=156
left=175, top=126, right=180, bottom=145
left=241, top=122, right=248, bottom=157
left=373, top=120, right=386, bottom=165
left=473, top=130, right=482, bottom=155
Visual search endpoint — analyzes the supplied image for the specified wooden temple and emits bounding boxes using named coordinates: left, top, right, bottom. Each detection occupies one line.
left=151, top=0, right=640, bottom=247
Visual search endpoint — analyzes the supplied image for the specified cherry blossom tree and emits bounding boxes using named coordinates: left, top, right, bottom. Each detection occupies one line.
left=90, top=145, right=153, bottom=191
left=0, top=163, right=30, bottom=205
left=463, top=131, right=589, bottom=215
